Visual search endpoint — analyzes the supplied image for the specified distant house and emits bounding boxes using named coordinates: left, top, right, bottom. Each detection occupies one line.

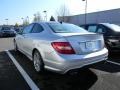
left=58, top=8, right=120, bottom=25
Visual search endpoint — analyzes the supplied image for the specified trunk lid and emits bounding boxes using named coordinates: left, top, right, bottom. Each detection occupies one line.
left=57, top=33, right=104, bottom=54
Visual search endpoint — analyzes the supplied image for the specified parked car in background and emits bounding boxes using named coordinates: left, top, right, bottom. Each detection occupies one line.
left=14, top=27, right=20, bottom=33
left=14, top=22, right=108, bottom=74
left=14, top=26, right=24, bottom=35
left=0, top=26, right=16, bottom=37
left=80, top=23, right=120, bottom=52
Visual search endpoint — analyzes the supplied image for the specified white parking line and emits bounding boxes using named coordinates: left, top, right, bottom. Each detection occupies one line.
left=107, top=60, right=120, bottom=66
left=6, top=50, right=40, bottom=90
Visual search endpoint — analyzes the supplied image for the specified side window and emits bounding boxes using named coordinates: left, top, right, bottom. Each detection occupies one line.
left=97, top=28, right=104, bottom=33
left=31, top=24, right=44, bottom=33
left=97, top=25, right=106, bottom=34
left=22, top=24, right=34, bottom=34
left=88, top=25, right=97, bottom=32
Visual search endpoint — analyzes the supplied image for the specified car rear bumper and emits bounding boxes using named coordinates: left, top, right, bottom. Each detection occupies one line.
left=44, top=48, right=108, bottom=74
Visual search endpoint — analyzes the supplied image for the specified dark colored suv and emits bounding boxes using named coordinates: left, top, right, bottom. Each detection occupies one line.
left=80, top=23, right=120, bottom=52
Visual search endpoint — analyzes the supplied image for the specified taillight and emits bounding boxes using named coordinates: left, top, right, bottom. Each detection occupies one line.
left=51, top=42, right=75, bottom=54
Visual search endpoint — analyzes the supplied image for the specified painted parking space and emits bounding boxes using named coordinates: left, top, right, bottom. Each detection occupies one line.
left=9, top=50, right=120, bottom=90
left=0, top=51, right=30, bottom=90
left=10, top=50, right=98, bottom=90
left=6, top=50, right=39, bottom=90
left=1, top=37, right=120, bottom=90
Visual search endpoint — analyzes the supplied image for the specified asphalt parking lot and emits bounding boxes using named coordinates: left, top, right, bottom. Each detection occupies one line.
left=1, top=38, right=120, bottom=90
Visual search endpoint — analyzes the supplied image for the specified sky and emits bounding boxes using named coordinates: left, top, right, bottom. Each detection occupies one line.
left=0, top=0, right=120, bottom=25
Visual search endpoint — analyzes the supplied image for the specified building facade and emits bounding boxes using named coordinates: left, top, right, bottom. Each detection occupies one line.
left=58, top=8, right=120, bottom=25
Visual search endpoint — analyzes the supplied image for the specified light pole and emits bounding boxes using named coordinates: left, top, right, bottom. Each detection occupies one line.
left=5, top=19, right=8, bottom=25
left=43, top=10, right=47, bottom=21
left=33, top=14, right=36, bottom=22
left=96, top=9, right=99, bottom=23
left=21, top=18, right=24, bottom=25
left=82, top=0, right=87, bottom=25
left=27, top=16, right=29, bottom=23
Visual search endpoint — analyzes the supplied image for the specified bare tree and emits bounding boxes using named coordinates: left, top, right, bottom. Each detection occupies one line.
left=56, top=4, right=70, bottom=22
left=23, top=18, right=29, bottom=26
left=33, top=12, right=42, bottom=22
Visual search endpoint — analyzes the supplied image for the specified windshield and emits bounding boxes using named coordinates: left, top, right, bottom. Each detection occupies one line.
left=2, top=27, right=10, bottom=30
left=48, top=23, right=88, bottom=33
left=107, top=24, right=120, bottom=32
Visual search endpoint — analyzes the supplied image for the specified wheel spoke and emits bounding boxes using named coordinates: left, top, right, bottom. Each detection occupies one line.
left=34, top=52, right=41, bottom=72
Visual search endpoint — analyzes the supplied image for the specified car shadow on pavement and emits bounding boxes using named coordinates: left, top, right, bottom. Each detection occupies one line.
left=11, top=50, right=98, bottom=90
left=34, top=69, right=98, bottom=90
left=108, top=52, right=120, bottom=63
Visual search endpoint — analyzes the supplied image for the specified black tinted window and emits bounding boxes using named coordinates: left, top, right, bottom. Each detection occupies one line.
left=106, top=24, right=120, bottom=32
left=97, top=27, right=106, bottom=33
left=31, top=24, right=43, bottom=33
left=23, top=24, right=34, bottom=34
left=48, top=23, right=88, bottom=33
left=97, top=28, right=103, bottom=33
left=80, top=25, right=86, bottom=29
left=88, top=25, right=97, bottom=32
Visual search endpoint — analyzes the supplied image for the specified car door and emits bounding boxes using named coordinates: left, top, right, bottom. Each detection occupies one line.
left=24, top=23, right=44, bottom=56
left=17, top=24, right=34, bottom=54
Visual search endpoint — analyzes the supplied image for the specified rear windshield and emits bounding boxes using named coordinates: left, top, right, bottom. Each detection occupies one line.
left=106, top=24, right=120, bottom=32
left=48, top=23, right=88, bottom=33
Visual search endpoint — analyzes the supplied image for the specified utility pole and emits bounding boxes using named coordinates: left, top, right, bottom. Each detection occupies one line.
left=43, top=10, right=47, bottom=21
left=5, top=19, right=8, bottom=25
left=82, top=0, right=87, bottom=25
left=27, top=16, right=29, bottom=23
left=21, top=18, right=24, bottom=25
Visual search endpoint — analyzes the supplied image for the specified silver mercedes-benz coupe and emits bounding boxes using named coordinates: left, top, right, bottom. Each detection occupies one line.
left=14, top=22, right=108, bottom=74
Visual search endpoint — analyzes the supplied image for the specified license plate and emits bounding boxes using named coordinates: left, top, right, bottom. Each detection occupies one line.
left=86, top=41, right=95, bottom=50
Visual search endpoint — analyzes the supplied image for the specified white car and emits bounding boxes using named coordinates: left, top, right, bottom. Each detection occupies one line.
left=14, top=22, right=108, bottom=74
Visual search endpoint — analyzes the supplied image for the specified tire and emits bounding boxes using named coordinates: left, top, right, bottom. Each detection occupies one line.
left=33, top=50, right=44, bottom=73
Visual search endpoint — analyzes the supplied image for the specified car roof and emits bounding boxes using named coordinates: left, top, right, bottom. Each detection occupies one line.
left=80, top=23, right=110, bottom=25
left=100, top=23, right=120, bottom=28
left=100, top=23, right=111, bottom=26
left=33, top=21, right=60, bottom=25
